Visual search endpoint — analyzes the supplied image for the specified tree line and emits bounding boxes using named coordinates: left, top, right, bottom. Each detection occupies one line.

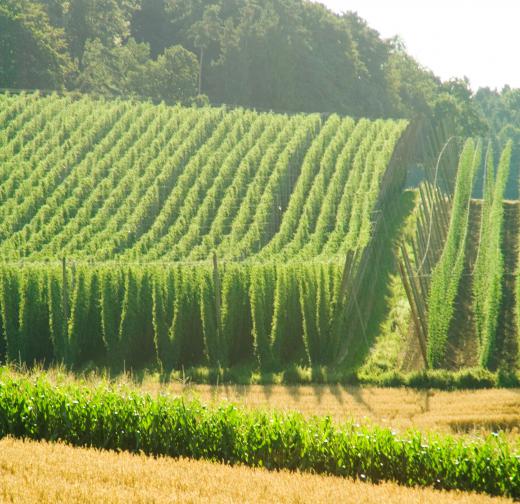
left=1, top=0, right=509, bottom=138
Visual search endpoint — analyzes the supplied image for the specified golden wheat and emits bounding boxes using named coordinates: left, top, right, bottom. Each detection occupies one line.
left=0, top=437, right=511, bottom=504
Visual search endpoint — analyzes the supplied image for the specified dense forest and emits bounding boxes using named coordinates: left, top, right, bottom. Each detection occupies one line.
left=1, top=0, right=513, bottom=137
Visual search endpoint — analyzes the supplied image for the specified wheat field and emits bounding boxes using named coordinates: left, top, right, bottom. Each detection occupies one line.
left=0, top=437, right=511, bottom=504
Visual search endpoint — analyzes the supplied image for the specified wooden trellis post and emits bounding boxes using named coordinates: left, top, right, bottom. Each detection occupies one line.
left=398, top=254, right=428, bottom=369
left=62, top=257, right=68, bottom=320
left=212, top=251, right=222, bottom=336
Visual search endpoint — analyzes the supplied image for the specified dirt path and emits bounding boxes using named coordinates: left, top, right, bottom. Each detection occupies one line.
left=492, top=202, right=519, bottom=370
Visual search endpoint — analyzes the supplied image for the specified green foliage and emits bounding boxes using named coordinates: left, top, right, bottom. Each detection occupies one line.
left=299, top=263, right=336, bottom=365
left=249, top=264, right=276, bottom=368
left=118, top=267, right=155, bottom=369
left=0, top=265, right=20, bottom=363
left=170, top=267, right=205, bottom=368
left=142, top=45, right=198, bottom=103
left=19, top=267, right=53, bottom=363
left=0, top=95, right=409, bottom=373
left=258, top=114, right=345, bottom=258
left=63, top=0, right=140, bottom=59
left=152, top=267, right=177, bottom=371
left=0, top=95, right=405, bottom=263
left=0, top=256, right=391, bottom=372
left=473, top=142, right=512, bottom=368
left=100, top=266, right=124, bottom=364
left=78, top=39, right=198, bottom=104
left=67, top=266, right=104, bottom=366
left=154, top=364, right=520, bottom=390
left=0, top=0, right=489, bottom=136
left=0, top=0, right=73, bottom=89
left=47, top=266, right=67, bottom=363
left=221, top=265, right=253, bottom=366
left=271, top=265, right=307, bottom=366
left=0, top=371, right=518, bottom=498
left=198, top=265, right=222, bottom=367
left=427, top=139, right=481, bottom=368
left=77, top=37, right=151, bottom=95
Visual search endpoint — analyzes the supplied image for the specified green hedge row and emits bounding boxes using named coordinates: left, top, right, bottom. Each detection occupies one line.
left=0, top=372, right=517, bottom=498
left=163, top=364, right=519, bottom=390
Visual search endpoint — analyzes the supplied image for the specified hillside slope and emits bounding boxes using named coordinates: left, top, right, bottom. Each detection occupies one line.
left=0, top=92, right=414, bottom=372
left=0, top=92, right=407, bottom=262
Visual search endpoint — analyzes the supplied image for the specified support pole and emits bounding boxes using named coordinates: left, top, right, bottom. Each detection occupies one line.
left=62, top=257, right=68, bottom=321
left=212, top=251, right=222, bottom=335
left=398, top=258, right=428, bottom=369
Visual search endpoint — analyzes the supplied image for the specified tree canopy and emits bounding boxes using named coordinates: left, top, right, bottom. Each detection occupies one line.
left=0, top=0, right=73, bottom=89
left=0, top=0, right=517, bottom=138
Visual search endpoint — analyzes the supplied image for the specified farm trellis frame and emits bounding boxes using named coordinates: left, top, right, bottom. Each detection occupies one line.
left=0, top=93, right=411, bottom=371
left=398, top=137, right=515, bottom=370
left=5, top=91, right=517, bottom=373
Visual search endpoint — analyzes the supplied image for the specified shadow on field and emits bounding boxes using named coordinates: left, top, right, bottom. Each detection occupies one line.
left=346, top=386, right=374, bottom=415
left=285, top=385, right=303, bottom=404
left=326, top=383, right=346, bottom=405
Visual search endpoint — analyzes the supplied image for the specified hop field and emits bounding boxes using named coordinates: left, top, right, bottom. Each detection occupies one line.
left=0, top=92, right=519, bottom=379
left=2, top=93, right=520, bottom=500
left=0, top=92, right=410, bottom=373
left=0, top=92, right=406, bottom=261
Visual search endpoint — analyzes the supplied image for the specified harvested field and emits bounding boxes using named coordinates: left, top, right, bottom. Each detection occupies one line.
left=19, top=368, right=520, bottom=437
left=162, top=383, right=520, bottom=437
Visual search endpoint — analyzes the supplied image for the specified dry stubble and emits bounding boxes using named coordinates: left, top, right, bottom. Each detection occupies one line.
left=150, top=383, right=520, bottom=438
